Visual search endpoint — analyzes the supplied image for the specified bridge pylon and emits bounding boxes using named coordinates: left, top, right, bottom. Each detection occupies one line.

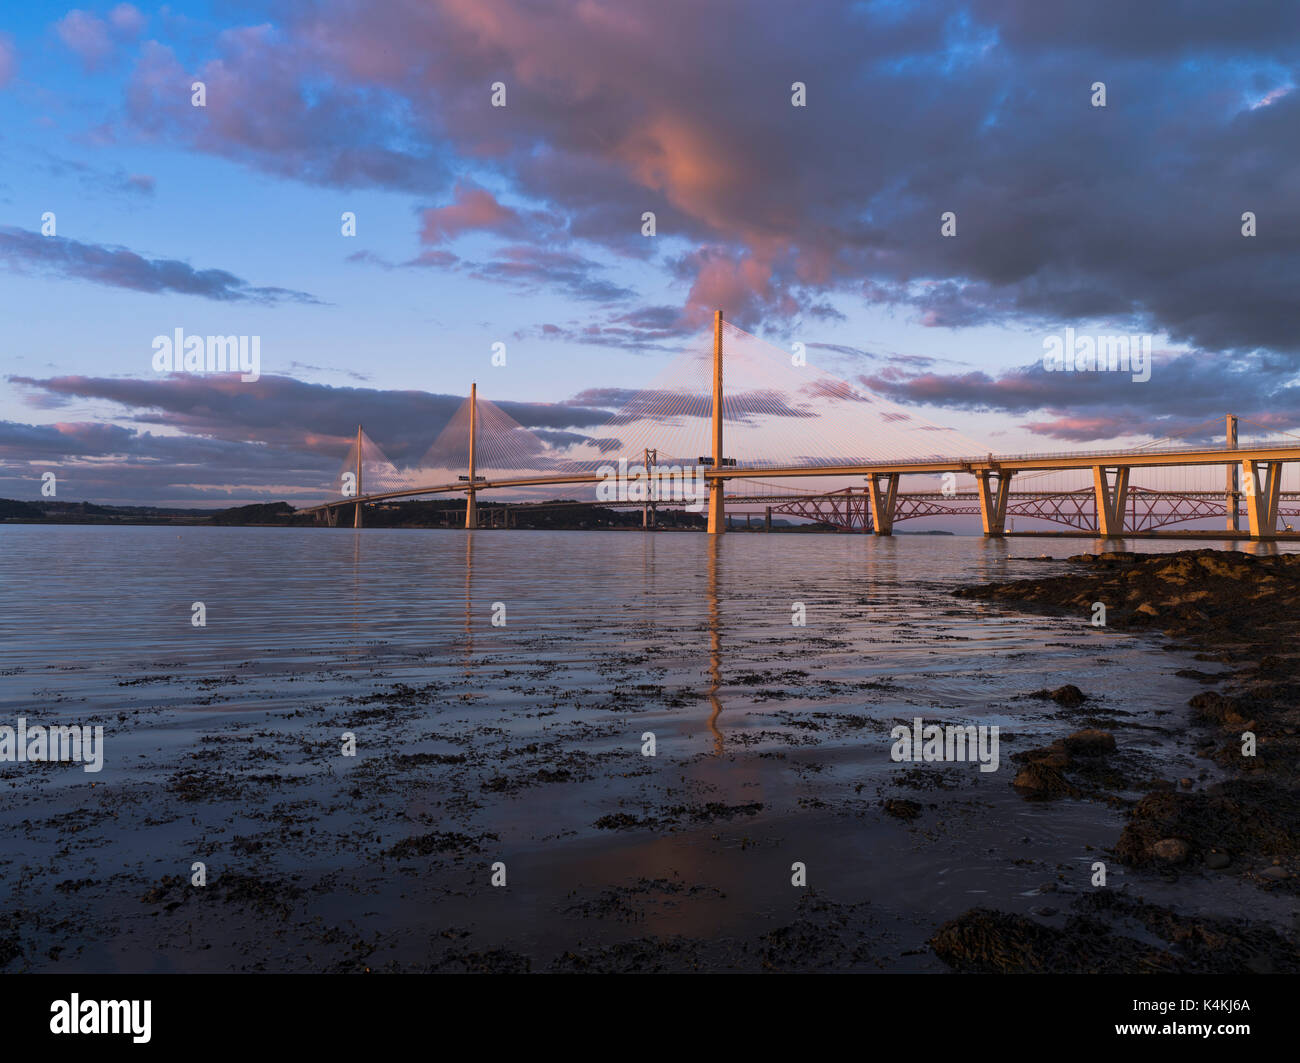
left=353, top=424, right=363, bottom=529
left=707, top=310, right=725, bottom=534
left=466, top=382, right=479, bottom=530
left=1226, top=413, right=1239, bottom=532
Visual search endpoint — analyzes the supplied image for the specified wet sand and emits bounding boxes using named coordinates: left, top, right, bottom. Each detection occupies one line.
left=938, top=548, right=1300, bottom=974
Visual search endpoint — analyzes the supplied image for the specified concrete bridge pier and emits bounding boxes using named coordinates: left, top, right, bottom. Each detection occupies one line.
left=1244, top=459, right=1283, bottom=538
left=976, top=469, right=1014, bottom=536
left=867, top=473, right=899, bottom=535
left=1092, top=465, right=1131, bottom=537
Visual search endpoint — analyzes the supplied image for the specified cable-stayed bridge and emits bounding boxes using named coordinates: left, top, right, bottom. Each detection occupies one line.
left=299, top=312, right=1300, bottom=540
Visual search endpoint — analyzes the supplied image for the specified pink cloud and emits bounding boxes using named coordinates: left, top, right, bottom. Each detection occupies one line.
left=0, top=33, right=15, bottom=88
left=420, top=182, right=523, bottom=244
left=102, top=0, right=1300, bottom=350
left=109, top=3, right=147, bottom=36
left=125, top=34, right=446, bottom=190
left=1021, top=415, right=1137, bottom=442
left=55, top=5, right=146, bottom=71
left=55, top=10, right=114, bottom=69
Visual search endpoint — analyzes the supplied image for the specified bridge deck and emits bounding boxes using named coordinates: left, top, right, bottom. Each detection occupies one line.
left=300, top=441, right=1300, bottom=515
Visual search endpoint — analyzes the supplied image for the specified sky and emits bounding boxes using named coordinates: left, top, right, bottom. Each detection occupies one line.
left=1, top=0, right=1299, bottom=507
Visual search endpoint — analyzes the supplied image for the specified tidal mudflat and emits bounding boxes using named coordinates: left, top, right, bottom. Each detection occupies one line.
left=1, top=526, right=1293, bottom=972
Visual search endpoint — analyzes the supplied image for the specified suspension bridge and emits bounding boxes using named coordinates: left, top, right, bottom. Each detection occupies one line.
left=300, top=312, right=1300, bottom=540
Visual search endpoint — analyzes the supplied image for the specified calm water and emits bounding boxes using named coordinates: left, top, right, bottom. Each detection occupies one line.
left=1, top=525, right=1293, bottom=757
left=2, top=525, right=1294, bottom=972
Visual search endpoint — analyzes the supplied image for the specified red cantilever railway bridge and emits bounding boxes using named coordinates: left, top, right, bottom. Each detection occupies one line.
left=299, top=312, right=1300, bottom=541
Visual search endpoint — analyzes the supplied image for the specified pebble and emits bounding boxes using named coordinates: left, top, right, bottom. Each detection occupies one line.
left=1151, top=838, right=1191, bottom=864
left=1259, top=866, right=1289, bottom=881
left=1205, top=850, right=1231, bottom=870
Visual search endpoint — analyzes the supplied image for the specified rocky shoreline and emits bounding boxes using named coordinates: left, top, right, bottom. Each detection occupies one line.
left=937, top=549, right=1300, bottom=973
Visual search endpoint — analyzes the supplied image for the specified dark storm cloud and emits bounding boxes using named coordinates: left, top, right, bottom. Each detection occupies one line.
left=864, top=351, right=1300, bottom=441
left=6, top=374, right=618, bottom=467
left=0, top=418, right=338, bottom=505
left=0, top=371, right=851, bottom=502
left=107, top=1, right=1300, bottom=363
left=971, top=0, right=1300, bottom=57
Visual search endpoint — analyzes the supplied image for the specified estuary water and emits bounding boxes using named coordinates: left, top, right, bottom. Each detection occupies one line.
left=0, top=525, right=1292, bottom=972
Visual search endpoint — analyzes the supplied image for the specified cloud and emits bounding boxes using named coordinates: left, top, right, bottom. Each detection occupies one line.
left=0, top=417, right=338, bottom=505
left=519, top=306, right=691, bottom=351
left=467, top=246, right=634, bottom=302
left=28, top=150, right=157, bottom=200
left=970, top=0, right=1300, bottom=57
left=0, top=33, right=16, bottom=88
left=56, top=11, right=114, bottom=70
left=861, top=350, right=1300, bottom=442
left=47, top=0, right=1296, bottom=355
left=108, top=3, right=146, bottom=36
left=350, top=241, right=634, bottom=304
left=124, top=33, right=447, bottom=192
left=3, top=370, right=860, bottom=502
left=53, top=7, right=145, bottom=71
left=0, top=227, right=321, bottom=303
left=7, top=374, right=617, bottom=468
left=419, top=181, right=559, bottom=244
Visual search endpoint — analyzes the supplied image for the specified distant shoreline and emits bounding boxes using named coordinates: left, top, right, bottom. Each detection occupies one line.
left=0, top=498, right=955, bottom=533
